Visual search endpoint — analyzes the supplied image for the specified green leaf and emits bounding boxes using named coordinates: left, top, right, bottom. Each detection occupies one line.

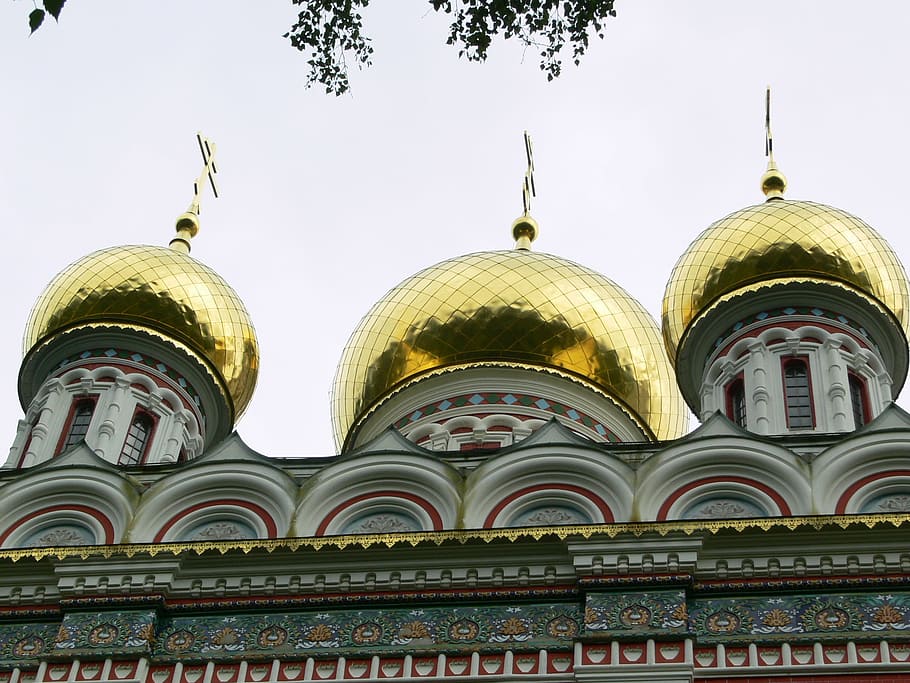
left=43, top=0, right=66, bottom=21
left=28, top=8, right=45, bottom=34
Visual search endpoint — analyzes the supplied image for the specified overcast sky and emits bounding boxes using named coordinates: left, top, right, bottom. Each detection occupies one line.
left=2, top=2, right=910, bottom=457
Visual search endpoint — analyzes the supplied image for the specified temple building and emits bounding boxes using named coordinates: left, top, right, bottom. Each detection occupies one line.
left=0, top=124, right=909, bottom=683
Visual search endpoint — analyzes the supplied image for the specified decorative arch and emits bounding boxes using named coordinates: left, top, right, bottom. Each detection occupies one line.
left=153, top=499, right=278, bottom=542
left=813, top=415, right=910, bottom=514
left=656, top=475, right=790, bottom=520
left=464, top=430, right=634, bottom=528
left=481, top=483, right=613, bottom=528
left=316, top=491, right=443, bottom=535
left=0, top=504, right=115, bottom=547
left=0, top=447, right=137, bottom=548
left=834, top=470, right=910, bottom=515
left=635, top=417, right=811, bottom=520
left=295, top=452, right=460, bottom=536
left=128, top=436, right=297, bottom=542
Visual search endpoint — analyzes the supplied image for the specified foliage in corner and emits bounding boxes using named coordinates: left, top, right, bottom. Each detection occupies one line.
left=286, top=0, right=618, bottom=95
left=285, top=0, right=375, bottom=96
left=20, top=0, right=618, bottom=94
left=25, top=0, right=65, bottom=34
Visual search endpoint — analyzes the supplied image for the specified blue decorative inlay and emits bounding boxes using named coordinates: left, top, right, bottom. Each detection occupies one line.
left=811, top=308, right=824, bottom=316
left=80, top=351, right=92, bottom=359
left=535, top=399, right=551, bottom=410
left=782, top=307, right=796, bottom=315
left=438, top=399, right=452, bottom=410
left=502, top=394, right=518, bottom=405
left=104, top=349, right=117, bottom=357
left=567, top=409, right=580, bottom=420
left=130, top=353, right=143, bottom=362
left=469, top=394, right=484, bottom=405
left=595, top=424, right=607, bottom=436
left=409, top=410, right=423, bottom=422
left=756, top=312, right=769, bottom=320
left=156, top=363, right=167, bottom=372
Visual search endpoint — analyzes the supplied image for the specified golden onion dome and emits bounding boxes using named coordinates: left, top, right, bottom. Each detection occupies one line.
left=662, top=199, right=910, bottom=363
left=332, top=249, right=689, bottom=450
left=23, top=245, right=259, bottom=419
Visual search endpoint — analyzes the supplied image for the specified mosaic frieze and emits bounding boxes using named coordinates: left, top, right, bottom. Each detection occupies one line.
left=156, top=603, right=580, bottom=659
left=52, top=610, right=156, bottom=657
left=584, top=590, right=687, bottom=637
left=689, top=592, right=910, bottom=642
left=0, top=623, right=59, bottom=667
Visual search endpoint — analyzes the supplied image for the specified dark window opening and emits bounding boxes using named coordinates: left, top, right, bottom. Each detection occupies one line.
left=784, top=359, right=814, bottom=429
left=849, top=374, right=869, bottom=428
left=727, top=378, right=747, bottom=428
left=58, top=398, right=97, bottom=454
left=119, top=411, right=155, bottom=465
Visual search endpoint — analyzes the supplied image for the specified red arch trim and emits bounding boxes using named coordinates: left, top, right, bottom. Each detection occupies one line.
left=0, top=504, right=115, bottom=545
left=316, top=491, right=443, bottom=536
left=153, top=499, right=278, bottom=542
left=483, top=483, right=614, bottom=528
left=657, top=475, right=792, bottom=521
left=835, top=469, right=910, bottom=514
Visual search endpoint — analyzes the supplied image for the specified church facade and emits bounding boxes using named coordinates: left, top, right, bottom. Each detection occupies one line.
left=1, top=142, right=909, bottom=683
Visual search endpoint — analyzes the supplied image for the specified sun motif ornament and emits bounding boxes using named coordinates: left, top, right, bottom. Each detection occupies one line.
left=257, top=625, right=288, bottom=648
left=164, top=630, right=195, bottom=653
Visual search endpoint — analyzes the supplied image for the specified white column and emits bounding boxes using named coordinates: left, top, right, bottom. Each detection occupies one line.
left=94, top=376, right=131, bottom=460
left=159, top=412, right=188, bottom=464
left=748, top=341, right=770, bottom=435
left=823, top=339, right=849, bottom=431
left=23, top=380, right=67, bottom=465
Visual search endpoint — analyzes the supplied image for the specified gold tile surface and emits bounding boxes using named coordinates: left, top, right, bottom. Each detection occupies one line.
left=662, top=200, right=910, bottom=362
left=24, top=245, right=259, bottom=419
left=332, top=250, right=689, bottom=450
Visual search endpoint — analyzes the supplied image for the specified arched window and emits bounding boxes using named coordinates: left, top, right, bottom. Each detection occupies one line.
left=726, top=377, right=746, bottom=428
left=849, top=373, right=869, bottom=428
left=118, top=411, right=155, bottom=465
left=783, top=359, right=813, bottom=429
left=56, top=398, right=97, bottom=454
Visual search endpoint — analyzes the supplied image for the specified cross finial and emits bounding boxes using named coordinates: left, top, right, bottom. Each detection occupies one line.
left=189, top=132, right=219, bottom=215
left=522, top=130, right=536, bottom=216
left=765, top=87, right=774, bottom=163
left=760, top=87, right=787, bottom=200
left=170, top=132, right=219, bottom=254
left=512, top=131, right=539, bottom=250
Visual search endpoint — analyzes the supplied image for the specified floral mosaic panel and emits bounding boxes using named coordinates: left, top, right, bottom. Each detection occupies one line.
left=584, top=590, right=688, bottom=638
left=52, top=610, right=156, bottom=657
left=689, top=592, right=910, bottom=642
left=0, top=623, right=59, bottom=667
left=156, top=603, right=580, bottom=659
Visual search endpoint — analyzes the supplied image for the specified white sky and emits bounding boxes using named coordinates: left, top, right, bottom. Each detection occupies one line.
left=2, top=1, right=910, bottom=457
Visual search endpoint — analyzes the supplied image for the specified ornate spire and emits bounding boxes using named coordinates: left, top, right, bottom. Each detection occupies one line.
left=760, top=87, right=787, bottom=200
left=170, top=133, right=219, bottom=253
left=512, top=130, right=539, bottom=250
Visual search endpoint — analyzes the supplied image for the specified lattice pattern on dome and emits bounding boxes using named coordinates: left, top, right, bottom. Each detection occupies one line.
left=24, top=245, right=258, bottom=417
left=333, top=250, right=688, bottom=449
left=662, top=200, right=910, bottom=362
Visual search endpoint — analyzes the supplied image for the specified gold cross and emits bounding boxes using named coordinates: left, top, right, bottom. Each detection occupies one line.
left=188, top=132, right=218, bottom=215
left=522, top=130, right=536, bottom=216
left=765, top=87, right=774, bottom=162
